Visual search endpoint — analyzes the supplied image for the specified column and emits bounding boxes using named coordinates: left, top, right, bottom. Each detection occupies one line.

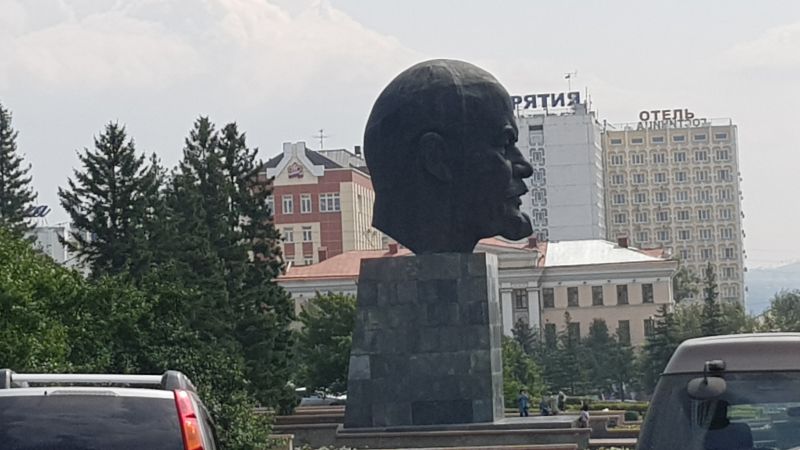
left=499, top=286, right=514, bottom=336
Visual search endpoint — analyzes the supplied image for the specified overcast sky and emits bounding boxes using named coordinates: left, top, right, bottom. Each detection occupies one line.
left=1, top=0, right=798, bottom=268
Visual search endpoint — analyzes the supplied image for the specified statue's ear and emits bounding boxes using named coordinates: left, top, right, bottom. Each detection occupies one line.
left=418, top=132, right=452, bottom=183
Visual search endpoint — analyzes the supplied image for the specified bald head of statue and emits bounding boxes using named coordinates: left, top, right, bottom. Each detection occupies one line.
left=364, top=59, right=534, bottom=254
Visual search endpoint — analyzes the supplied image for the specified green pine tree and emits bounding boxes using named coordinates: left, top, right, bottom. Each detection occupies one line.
left=640, top=304, right=681, bottom=393
left=700, top=263, right=723, bottom=336
left=58, top=122, right=156, bottom=278
left=583, top=319, right=614, bottom=396
left=0, top=102, right=36, bottom=236
left=511, top=318, right=538, bottom=356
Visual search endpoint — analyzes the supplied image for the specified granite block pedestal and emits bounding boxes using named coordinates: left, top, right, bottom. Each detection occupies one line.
left=343, top=252, right=504, bottom=429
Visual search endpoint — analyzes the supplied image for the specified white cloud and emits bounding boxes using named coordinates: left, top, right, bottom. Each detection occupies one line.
left=0, top=0, right=421, bottom=96
left=722, top=21, right=800, bottom=73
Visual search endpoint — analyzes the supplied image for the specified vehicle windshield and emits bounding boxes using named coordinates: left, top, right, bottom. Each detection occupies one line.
left=0, top=395, right=184, bottom=450
left=639, top=371, right=800, bottom=450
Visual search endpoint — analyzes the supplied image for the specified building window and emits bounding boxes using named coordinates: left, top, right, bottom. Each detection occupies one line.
left=634, top=192, right=647, bottom=204
left=542, top=288, right=555, bottom=308
left=717, top=169, right=731, bottom=182
left=513, top=289, right=528, bottom=310
left=319, top=193, right=341, bottom=212
left=532, top=209, right=547, bottom=227
left=611, top=174, right=625, bottom=185
left=610, top=138, right=623, bottom=145
left=698, top=209, right=712, bottom=221
left=695, top=170, right=709, bottom=184
left=672, top=135, right=686, bottom=143
left=723, top=267, right=735, bottom=279
left=720, top=227, right=734, bottom=240
left=696, top=189, right=712, bottom=203
left=680, top=248, right=693, bottom=261
left=651, top=136, right=665, bottom=144
left=592, top=286, right=604, bottom=306
left=610, top=154, right=624, bottom=166
left=545, top=323, right=557, bottom=348
left=695, top=150, right=708, bottom=162
left=677, top=209, right=690, bottom=221
left=644, top=318, right=655, bottom=338
left=531, top=168, right=546, bottom=184
left=532, top=189, right=547, bottom=206
left=632, top=173, right=646, bottom=185
left=300, top=194, right=312, bottom=213
left=674, top=151, right=687, bottom=163
left=282, top=195, right=294, bottom=214
left=631, top=137, right=644, bottom=145
left=724, top=247, right=736, bottom=260
left=642, top=283, right=654, bottom=303
left=693, top=133, right=707, bottom=142
left=634, top=212, right=649, bottom=224
left=657, top=230, right=670, bottom=242
left=700, top=228, right=714, bottom=240
left=283, top=227, right=294, bottom=243
left=636, top=231, right=649, bottom=243
left=614, top=213, right=627, bottom=225
left=719, top=208, right=734, bottom=221
left=654, top=172, right=667, bottom=183
left=568, top=322, right=581, bottom=344
left=656, top=210, right=669, bottom=222
left=652, top=152, right=666, bottom=163
left=302, top=226, right=312, bottom=242
left=655, top=191, right=669, bottom=204
left=675, top=171, right=688, bottom=183
left=567, top=287, right=579, bottom=307
left=616, top=285, right=629, bottom=305
left=717, top=188, right=733, bottom=202
left=701, top=247, right=715, bottom=261
left=678, top=229, right=691, bottom=241
left=676, top=190, right=690, bottom=203
left=265, top=194, right=275, bottom=214
left=612, top=193, right=626, bottom=205
left=618, top=320, right=631, bottom=345
left=631, top=153, right=646, bottom=165
left=530, top=148, right=545, bottom=164
left=716, top=149, right=731, bottom=161
left=714, top=132, right=729, bottom=141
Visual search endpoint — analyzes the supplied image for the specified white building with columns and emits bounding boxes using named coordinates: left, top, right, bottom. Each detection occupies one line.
left=278, top=238, right=677, bottom=346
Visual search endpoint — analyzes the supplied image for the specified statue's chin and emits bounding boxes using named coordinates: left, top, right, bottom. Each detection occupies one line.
left=499, top=212, right=533, bottom=241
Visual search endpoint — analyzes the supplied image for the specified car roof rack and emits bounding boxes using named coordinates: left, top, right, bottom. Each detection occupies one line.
left=0, top=369, right=195, bottom=392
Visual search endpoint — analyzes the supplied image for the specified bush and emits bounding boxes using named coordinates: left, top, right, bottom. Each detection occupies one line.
left=624, top=410, right=641, bottom=421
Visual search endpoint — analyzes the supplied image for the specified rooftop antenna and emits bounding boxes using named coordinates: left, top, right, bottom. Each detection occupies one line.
left=313, top=129, right=329, bottom=150
left=565, top=70, right=577, bottom=92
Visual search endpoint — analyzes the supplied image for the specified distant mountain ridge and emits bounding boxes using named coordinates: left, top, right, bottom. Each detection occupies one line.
left=746, top=261, right=800, bottom=315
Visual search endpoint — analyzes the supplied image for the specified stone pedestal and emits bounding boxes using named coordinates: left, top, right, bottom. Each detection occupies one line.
left=343, top=253, right=504, bottom=428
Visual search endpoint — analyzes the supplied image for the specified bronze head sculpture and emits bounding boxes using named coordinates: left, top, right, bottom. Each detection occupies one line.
left=364, top=59, right=533, bottom=254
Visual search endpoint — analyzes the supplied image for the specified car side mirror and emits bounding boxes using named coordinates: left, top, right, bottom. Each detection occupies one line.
left=687, top=359, right=727, bottom=400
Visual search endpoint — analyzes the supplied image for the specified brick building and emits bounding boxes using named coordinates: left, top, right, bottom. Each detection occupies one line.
left=261, top=142, right=383, bottom=266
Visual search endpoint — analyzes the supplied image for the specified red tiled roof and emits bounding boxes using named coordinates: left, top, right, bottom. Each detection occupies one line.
left=280, top=247, right=412, bottom=281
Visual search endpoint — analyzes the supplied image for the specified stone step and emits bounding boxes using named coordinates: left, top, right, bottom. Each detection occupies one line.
left=588, top=437, right=637, bottom=449
left=390, top=445, right=578, bottom=450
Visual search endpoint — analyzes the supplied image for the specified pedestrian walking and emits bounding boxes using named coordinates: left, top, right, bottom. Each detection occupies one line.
left=578, top=403, right=590, bottom=428
left=517, top=389, right=530, bottom=417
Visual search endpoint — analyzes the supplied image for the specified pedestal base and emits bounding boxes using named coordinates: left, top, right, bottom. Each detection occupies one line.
left=343, top=253, right=504, bottom=429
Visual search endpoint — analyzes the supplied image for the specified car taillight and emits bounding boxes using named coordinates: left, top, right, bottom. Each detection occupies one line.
left=174, top=389, right=204, bottom=450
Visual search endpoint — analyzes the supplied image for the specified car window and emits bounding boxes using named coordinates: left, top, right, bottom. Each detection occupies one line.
left=639, top=371, right=800, bottom=450
left=0, top=395, right=184, bottom=450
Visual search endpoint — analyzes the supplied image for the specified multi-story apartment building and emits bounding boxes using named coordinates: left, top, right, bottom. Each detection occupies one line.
left=603, top=111, right=745, bottom=304
left=261, top=142, right=383, bottom=266
left=516, top=101, right=606, bottom=241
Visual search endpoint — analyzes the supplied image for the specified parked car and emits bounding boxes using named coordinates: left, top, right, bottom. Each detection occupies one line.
left=638, top=333, right=800, bottom=450
left=0, top=369, right=219, bottom=450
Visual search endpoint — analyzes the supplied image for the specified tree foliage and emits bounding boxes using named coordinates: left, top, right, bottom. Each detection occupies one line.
left=59, top=122, right=156, bottom=278
left=763, top=290, right=800, bottom=332
left=0, top=102, right=36, bottom=237
left=502, top=336, right=544, bottom=407
left=673, top=262, right=701, bottom=303
left=296, top=292, right=357, bottom=396
left=701, top=263, right=723, bottom=336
